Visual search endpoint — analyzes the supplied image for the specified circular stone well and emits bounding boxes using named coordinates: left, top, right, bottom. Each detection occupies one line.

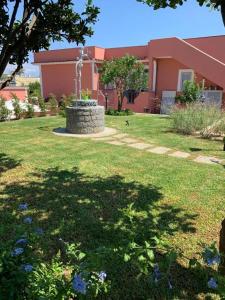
left=66, top=100, right=105, bottom=134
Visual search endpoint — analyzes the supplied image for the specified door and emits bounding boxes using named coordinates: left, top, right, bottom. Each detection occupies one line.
left=160, top=91, right=176, bottom=114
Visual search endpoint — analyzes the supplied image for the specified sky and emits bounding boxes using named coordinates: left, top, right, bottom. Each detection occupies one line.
left=5, top=0, right=225, bottom=77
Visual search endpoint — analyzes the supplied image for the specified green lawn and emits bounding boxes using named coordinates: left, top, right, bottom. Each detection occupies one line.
left=0, top=115, right=224, bottom=299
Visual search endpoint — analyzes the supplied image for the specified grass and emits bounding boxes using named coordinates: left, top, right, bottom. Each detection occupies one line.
left=107, top=114, right=225, bottom=159
left=0, top=114, right=225, bottom=299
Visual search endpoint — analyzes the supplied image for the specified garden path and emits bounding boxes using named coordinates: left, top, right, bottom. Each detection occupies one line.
left=92, top=133, right=225, bottom=167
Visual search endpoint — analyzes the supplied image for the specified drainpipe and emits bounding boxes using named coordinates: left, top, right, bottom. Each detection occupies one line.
left=91, top=60, right=95, bottom=92
left=152, top=59, right=157, bottom=96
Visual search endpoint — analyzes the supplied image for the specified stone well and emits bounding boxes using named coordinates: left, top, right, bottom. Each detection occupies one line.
left=66, top=100, right=105, bottom=134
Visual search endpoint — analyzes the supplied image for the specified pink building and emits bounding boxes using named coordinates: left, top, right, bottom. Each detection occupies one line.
left=33, top=35, right=225, bottom=113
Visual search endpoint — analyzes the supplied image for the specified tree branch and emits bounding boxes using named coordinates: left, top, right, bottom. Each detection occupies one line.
left=221, top=1, right=225, bottom=25
left=0, top=64, right=23, bottom=90
left=0, top=0, right=21, bottom=66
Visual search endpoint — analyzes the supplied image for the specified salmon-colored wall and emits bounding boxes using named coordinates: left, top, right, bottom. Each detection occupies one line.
left=186, top=36, right=225, bottom=63
left=156, top=59, right=187, bottom=98
left=105, top=45, right=148, bottom=60
left=123, top=92, right=150, bottom=113
left=98, top=90, right=157, bottom=113
left=148, top=37, right=225, bottom=90
left=41, top=64, right=75, bottom=98
left=35, top=46, right=97, bottom=63
left=41, top=63, right=94, bottom=99
left=0, top=87, right=27, bottom=101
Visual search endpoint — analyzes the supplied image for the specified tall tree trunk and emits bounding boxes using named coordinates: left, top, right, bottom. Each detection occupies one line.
left=222, top=1, right=225, bottom=26
left=219, top=219, right=225, bottom=275
left=117, top=90, right=121, bottom=111
left=117, top=91, right=124, bottom=111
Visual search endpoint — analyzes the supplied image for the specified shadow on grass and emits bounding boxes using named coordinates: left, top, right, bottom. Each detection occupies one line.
left=0, top=166, right=217, bottom=299
left=0, top=153, right=21, bottom=176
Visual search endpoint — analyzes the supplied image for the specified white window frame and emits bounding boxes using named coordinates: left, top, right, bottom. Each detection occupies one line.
left=177, top=69, right=194, bottom=92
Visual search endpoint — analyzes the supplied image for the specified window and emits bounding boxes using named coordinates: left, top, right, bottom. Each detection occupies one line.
left=177, top=69, right=194, bottom=91
left=124, top=90, right=139, bottom=104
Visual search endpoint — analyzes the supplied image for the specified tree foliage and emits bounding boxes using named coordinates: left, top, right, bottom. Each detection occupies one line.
left=138, top=0, right=225, bottom=25
left=100, top=55, right=148, bottom=111
left=0, top=0, right=99, bottom=89
left=28, top=81, right=41, bottom=97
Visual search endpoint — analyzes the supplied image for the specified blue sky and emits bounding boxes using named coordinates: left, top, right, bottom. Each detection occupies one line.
left=6, top=0, right=225, bottom=76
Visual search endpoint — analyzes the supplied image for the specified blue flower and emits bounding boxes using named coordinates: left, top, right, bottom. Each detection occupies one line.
left=35, top=227, right=44, bottom=235
left=153, top=264, right=161, bottom=283
left=72, top=274, right=87, bottom=295
left=16, top=238, right=27, bottom=245
left=19, top=203, right=28, bottom=210
left=98, top=271, right=107, bottom=282
left=208, top=277, right=218, bottom=289
left=206, top=255, right=221, bottom=266
left=212, top=255, right=220, bottom=265
left=23, top=264, right=33, bottom=272
left=24, top=217, right=32, bottom=224
left=11, top=247, right=24, bottom=256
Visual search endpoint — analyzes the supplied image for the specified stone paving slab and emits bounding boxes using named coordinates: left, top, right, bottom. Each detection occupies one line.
left=113, top=133, right=129, bottom=139
left=123, top=138, right=139, bottom=144
left=92, top=137, right=115, bottom=141
left=147, top=146, right=172, bottom=154
left=169, top=151, right=191, bottom=158
left=127, top=142, right=153, bottom=150
left=193, top=155, right=224, bottom=165
left=106, top=140, right=125, bottom=146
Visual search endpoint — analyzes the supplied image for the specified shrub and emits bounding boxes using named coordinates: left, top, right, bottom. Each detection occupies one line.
left=59, top=94, right=73, bottom=117
left=47, top=93, right=58, bottom=114
left=171, top=103, right=225, bottom=136
left=175, top=80, right=202, bottom=104
left=106, top=108, right=134, bottom=116
left=12, top=94, right=24, bottom=120
left=25, top=103, right=35, bottom=118
left=28, top=81, right=41, bottom=98
left=12, top=97, right=24, bottom=120
left=38, top=97, right=46, bottom=115
left=28, top=96, right=39, bottom=106
left=0, top=97, right=10, bottom=121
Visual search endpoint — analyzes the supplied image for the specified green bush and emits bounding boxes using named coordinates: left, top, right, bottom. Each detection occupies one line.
left=12, top=97, right=24, bottom=120
left=28, top=96, right=39, bottom=106
left=59, top=94, right=73, bottom=117
left=106, top=108, right=134, bottom=116
left=47, top=93, right=58, bottom=114
left=28, top=81, right=41, bottom=98
left=13, top=101, right=23, bottom=119
left=38, top=97, right=46, bottom=114
left=171, top=103, right=225, bottom=136
left=0, top=97, right=10, bottom=121
left=25, top=103, right=35, bottom=118
left=175, top=80, right=202, bottom=104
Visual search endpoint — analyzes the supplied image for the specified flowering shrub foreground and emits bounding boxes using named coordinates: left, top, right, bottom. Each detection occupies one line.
left=0, top=202, right=225, bottom=299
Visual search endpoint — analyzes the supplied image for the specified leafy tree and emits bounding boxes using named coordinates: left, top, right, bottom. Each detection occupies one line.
left=100, top=55, right=148, bottom=111
left=0, top=0, right=99, bottom=90
left=138, top=0, right=225, bottom=25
